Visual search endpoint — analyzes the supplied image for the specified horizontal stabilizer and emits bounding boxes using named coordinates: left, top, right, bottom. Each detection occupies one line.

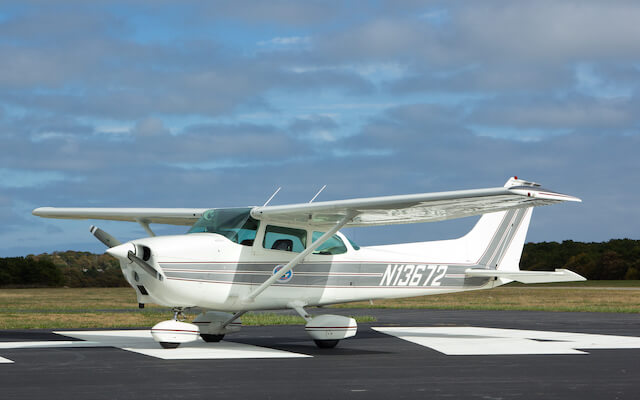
left=464, top=268, right=586, bottom=284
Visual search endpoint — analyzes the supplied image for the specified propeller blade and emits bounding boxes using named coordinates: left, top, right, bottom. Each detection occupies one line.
left=90, top=225, right=122, bottom=248
left=128, top=251, right=162, bottom=280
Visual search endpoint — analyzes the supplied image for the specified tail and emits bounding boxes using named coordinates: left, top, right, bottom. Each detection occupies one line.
left=462, top=207, right=586, bottom=283
left=461, top=207, right=533, bottom=271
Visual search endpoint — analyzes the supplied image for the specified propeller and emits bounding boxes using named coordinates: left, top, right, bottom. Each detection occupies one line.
left=90, top=225, right=122, bottom=248
left=127, top=251, right=162, bottom=280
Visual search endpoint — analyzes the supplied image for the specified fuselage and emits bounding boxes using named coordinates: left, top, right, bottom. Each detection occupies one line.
left=115, top=230, right=496, bottom=312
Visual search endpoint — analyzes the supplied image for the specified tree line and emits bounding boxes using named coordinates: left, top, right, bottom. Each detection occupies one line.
left=0, top=239, right=639, bottom=287
left=520, top=239, right=640, bottom=280
left=0, top=251, right=128, bottom=288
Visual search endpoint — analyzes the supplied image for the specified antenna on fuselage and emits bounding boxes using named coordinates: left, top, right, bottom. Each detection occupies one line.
left=263, top=187, right=282, bottom=207
left=309, top=185, right=327, bottom=203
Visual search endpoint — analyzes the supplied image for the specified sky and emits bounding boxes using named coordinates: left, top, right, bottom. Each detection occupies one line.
left=1, top=0, right=639, bottom=257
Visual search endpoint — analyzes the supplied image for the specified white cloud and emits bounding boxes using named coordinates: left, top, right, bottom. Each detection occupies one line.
left=0, top=168, right=82, bottom=188
left=257, top=36, right=310, bottom=47
left=574, top=63, right=633, bottom=99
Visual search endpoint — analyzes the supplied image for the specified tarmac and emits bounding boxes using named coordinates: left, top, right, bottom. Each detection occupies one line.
left=1, top=309, right=639, bottom=399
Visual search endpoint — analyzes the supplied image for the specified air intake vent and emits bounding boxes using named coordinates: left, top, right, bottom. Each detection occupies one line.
left=141, top=246, right=151, bottom=261
left=137, top=285, right=149, bottom=295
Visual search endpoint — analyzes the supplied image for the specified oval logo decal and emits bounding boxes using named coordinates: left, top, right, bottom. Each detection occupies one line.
left=273, top=265, right=293, bottom=283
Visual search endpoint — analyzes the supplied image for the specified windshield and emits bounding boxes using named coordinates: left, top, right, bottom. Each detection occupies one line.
left=188, top=208, right=259, bottom=245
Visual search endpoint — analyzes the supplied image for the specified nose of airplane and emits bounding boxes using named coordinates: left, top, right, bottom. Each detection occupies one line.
left=106, top=242, right=136, bottom=260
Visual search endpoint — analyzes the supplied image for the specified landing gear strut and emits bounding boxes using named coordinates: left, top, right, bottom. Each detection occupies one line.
left=172, top=307, right=186, bottom=321
left=194, top=311, right=243, bottom=342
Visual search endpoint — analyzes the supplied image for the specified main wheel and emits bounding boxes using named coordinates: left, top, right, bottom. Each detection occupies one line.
left=159, top=342, right=180, bottom=349
left=314, top=339, right=339, bottom=349
left=200, top=334, right=225, bottom=342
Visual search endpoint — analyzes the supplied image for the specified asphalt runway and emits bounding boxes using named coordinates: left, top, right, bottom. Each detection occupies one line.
left=1, top=309, right=639, bottom=400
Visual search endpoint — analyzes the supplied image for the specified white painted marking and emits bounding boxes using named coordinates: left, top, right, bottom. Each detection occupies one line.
left=0, top=341, right=100, bottom=349
left=55, top=330, right=311, bottom=360
left=0, top=331, right=309, bottom=362
left=0, top=356, right=14, bottom=363
left=373, top=326, right=640, bottom=355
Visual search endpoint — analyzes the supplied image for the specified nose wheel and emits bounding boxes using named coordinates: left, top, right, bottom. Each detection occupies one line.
left=313, top=339, right=339, bottom=349
left=150, top=307, right=200, bottom=349
left=159, top=342, right=181, bottom=349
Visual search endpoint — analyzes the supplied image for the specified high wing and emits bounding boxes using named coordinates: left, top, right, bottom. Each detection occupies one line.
left=250, top=177, right=581, bottom=228
left=32, top=207, right=208, bottom=226
left=32, top=178, right=580, bottom=229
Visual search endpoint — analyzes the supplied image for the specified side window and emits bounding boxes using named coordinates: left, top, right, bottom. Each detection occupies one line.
left=263, top=225, right=307, bottom=253
left=312, top=232, right=347, bottom=255
left=237, top=217, right=260, bottom=246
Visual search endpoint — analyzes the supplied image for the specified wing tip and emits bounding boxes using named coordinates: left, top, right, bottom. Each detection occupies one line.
left=32, top=207, right=48, bottom=217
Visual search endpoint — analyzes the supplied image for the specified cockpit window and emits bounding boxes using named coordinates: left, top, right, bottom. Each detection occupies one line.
left=263, top=225, right=307, bottom=253
left=312, top=232, right=348, bottom=255
left=188, top=208, right=259, bottom=246
left=347, top=237, right=360, bottom=250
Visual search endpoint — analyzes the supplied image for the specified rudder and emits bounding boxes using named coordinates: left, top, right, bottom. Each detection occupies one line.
left=461, top=207, right=533, bottom=271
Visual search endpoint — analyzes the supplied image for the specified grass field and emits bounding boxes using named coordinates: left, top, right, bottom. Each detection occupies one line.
left=0, top=287, right=376, bottom=329
left=332, top=287, right=640, bottom=313
left=0, top=282, right=638, bottom=329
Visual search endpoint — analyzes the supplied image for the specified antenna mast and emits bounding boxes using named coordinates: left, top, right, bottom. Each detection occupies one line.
left=262, top=187, right=282, bottom=207
left=309, top=185, right=327, bottom=203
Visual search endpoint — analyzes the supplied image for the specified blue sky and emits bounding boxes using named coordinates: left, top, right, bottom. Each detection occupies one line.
left=1, top=0, right=639, bottom=256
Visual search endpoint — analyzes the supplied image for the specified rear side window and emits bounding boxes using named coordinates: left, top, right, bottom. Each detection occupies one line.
left=263, top=225, right=307, bottom=253
left=312, top=232, right=347, bottom=255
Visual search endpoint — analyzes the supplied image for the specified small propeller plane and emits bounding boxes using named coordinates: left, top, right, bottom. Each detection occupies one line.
left=33, top=177, right=584, bottom=349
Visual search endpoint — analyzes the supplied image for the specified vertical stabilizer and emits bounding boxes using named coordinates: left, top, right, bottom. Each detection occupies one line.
left=461, top=207, right=533, bottom=271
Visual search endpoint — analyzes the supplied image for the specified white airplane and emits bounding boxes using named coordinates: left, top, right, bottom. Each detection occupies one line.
left=33, top=177, right=584, bottom=349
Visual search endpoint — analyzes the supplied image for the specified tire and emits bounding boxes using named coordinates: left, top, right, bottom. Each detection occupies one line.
left=200, top=334, right=225, bottom=343
left=159, top=342, right=180, bottom=349
left=314, top=339, right=339, bottom=349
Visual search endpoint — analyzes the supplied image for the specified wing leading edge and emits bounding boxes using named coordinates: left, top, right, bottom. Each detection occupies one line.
left=250, top=177, right=580, bottom=228
left=32, top=207, right=208, bottom=226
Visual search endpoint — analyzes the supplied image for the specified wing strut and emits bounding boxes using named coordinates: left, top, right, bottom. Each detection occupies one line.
left=242, top=210, right=357, bottom=303
left=136, top=219, right=156, bottom=237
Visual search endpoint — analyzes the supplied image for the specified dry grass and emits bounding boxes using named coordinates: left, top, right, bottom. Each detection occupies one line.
left=333, top=287, right=640, bottom=313
left=0, top=288, right=376, bottom=329
left=0, top=283, right=638, bottom=330
left=0, top=287, right=144, bottom=311
left=0, top=312, right=169, bottom=329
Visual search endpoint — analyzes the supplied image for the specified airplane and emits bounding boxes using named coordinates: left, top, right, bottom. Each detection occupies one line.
left=32, top=177, right=584, bottom=349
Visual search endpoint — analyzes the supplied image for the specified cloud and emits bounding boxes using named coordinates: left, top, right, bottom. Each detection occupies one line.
left=1, top=1, right=639, bottom=255
left=470, top=94, right=639, bottom=131
left=0, top=168, right=82, bottom=188
left=204, top=1, right=343, bottom=26
left=131, top=117, right=171, bottom=137
left=307, top=1, right=640, bottom=93
left=288, top=114, right=339, bottom=142
left=258, top=36, right=310, bottom=47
